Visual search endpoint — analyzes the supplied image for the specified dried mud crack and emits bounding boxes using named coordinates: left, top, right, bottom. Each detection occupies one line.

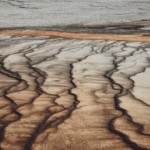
left=0, top=33, right=150, bottom=150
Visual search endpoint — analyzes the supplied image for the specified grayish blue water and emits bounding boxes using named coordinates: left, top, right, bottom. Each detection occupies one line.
left=0, top=0, right=150, bottom=27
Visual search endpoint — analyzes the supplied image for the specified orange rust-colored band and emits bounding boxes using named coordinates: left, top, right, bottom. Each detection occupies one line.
left=0, top=30, right=150, bottom=42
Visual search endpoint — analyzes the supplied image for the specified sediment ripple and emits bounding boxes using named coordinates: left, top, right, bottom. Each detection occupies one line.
left=0, top=34, right=150, bottom=150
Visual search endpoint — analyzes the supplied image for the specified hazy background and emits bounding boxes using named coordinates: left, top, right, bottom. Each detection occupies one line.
left=0, top=0, right=150, bottom=27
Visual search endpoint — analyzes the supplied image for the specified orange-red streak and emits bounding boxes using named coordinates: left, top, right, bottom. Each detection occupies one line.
left=0, top=30, right=150, bottom=42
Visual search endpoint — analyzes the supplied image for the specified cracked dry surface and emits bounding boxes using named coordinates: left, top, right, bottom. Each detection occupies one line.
left=0, top=34, right=150, bottom=150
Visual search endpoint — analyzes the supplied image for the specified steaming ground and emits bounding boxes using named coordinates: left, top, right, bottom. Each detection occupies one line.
left=0, top=0, right=150, bottom=28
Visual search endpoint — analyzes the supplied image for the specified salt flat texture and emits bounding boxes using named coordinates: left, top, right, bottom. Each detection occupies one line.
left=0, top=34, right=150, bottom=150
left=0, top=0, right=150, bottom=27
